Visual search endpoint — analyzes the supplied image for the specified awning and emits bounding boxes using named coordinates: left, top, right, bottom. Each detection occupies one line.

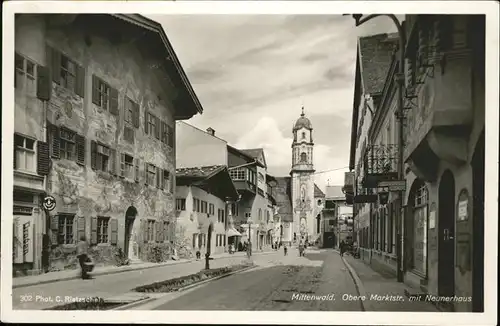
left=227, top=228, right=242, bottom=237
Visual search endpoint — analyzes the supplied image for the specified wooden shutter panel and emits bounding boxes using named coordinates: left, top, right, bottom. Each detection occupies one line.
left=156, top=167, right=161, bottom=189
left=50, top=215, right=59, bottom=230
left=37, top=141, right=50, bottom=175
left=144, top=162, right=148, bottom=185
left=110, top=219, right=118, bottom=245
left=48, top=124, right=60, bottom=159
left=75, top=65, right=85, bottom=98
left=14, top=145, right=17, bottom=169
left=36, top=65, right=52, bottom=101
left=90, top=140, right=97, bottom=169
left=90, top=216, right=98, bottom=245
left=169, top=173, right=174, bottom=193
left=155, top=116, right=161, bottom=139
left=120, top=153, right=125, bottom=177
left=76, top=135, right=85, bottom=165
left=134, top=158, right=140, bottom=182
left=109, top=148, right=117, bottom=175
left=92, top=75, right=100, bottom=105
left=50, top=47, right=61, bottom=84
left=77, top=216, right=86, bottom=242
left=168, top=125, right=174, bottom=148
left=144, top=108, right=149, bottom=134
left=143, top=220, right=149, bottom=243
left=133, top=102, right=140, bottom=129
left=109, top=87, right=119, bottom=115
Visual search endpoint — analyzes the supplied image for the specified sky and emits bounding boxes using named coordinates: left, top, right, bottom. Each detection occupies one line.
left=152, top=14, right=398, bottom=192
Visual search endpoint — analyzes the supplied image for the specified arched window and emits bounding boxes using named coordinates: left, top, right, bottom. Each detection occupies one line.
left=300, top=152, right=307, bottom=162
left=258, top=208, right=262, bottom=221
left=302, top=132, right=306, bottom=140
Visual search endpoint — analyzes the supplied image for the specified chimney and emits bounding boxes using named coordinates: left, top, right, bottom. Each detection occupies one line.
left=206, top=127, right=215, bottom=136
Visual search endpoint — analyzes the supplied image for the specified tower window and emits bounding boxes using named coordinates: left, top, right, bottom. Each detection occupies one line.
left=302, top=132, right=306, bottom=140
left=300, top=152, right=307, bottom=162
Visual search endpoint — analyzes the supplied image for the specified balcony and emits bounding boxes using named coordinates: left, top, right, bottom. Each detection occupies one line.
left=362, top=144, right=399, bottom=188
left=232, top=180, right=256, bottom=196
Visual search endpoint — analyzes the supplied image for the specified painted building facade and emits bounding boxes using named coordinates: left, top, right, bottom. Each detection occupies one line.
left=345, top=15, right=485, bottom=313
left=175, top=166, right=239, bottom=258
left=13, top=14, right=202, bottom=274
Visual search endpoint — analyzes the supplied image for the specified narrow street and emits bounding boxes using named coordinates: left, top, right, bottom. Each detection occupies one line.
left=13, top=254, right=251, bottom=310
left=149, top=250, right=361, bottom=311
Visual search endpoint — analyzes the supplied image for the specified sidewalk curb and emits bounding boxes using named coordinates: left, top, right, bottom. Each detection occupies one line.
left=13, top=251, right=275, bottom=289
left=340, top=253, right=372, bottom=312
left=126, top=264, right=259, bottom=310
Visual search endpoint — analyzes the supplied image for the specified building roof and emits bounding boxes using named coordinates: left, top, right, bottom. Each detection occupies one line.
left=176, top=165, right=239, bottom=201
left=293, top=107, right=313, bottom=131
left=325, top=185, right=345, bottom=200
left=314, top=183, right=325, bottom=198
left=227, top=145, right=266, bottom=168
left=358, top=32, right=399, bottom=95
left=274, top=177, right=294, bottom=222
left=112, top=14, right=204, bottom=119
left=239, top=148, right=267, bottom=168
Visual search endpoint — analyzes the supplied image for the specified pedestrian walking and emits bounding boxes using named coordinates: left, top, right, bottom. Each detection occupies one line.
left=339, top=240, right=345, bottom=257
left=76, top=235, right=91, bottom=279
left=283, top=244, right=288, bottom=256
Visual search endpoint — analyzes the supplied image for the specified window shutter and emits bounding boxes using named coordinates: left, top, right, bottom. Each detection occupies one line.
left=37, top=141, right=50, bottom=175
left=154, top=116, right=161, bottom=140
left=36, top=65, right=52, bottom=101
left=169, top=173, right=174, bottom=193
left=144, top=109, right=149, bottom=134
left=13, top=145, right=17, bottom=169
left=50, top=215, right=59, bottom=230
left=110, top=148, right=117, bottom=175
left=160, top=121, right=165, bottom=143
left=90, top=216, right=98, bottom=245
left=90, top=140, right=97, bottom=169
left=77, top=216, right=86, bottom=242
left=167, top=125, right=174, bottom=147
left=143, top=220, right=149, bottom=243
left=120, top=153, right=125, bottom=177
left=109, top=87, right=119, bottom=115
left=75, top=64, right=85, bottom=98
left=134, top=158, right=140, bottom=182
left=156, top=166, right=161, bottom=189
left=92, top=75, right=100, bottom=105
left=50, top=47, right=61, bottom=84
left=158, top=168, right=164, bottom=190
left=133, top=102, right=140, bottom=129
left=76, top=135, right=85, bottom=165
left=48, top=124, right=60, bottom=159
left=110, top=219, right=118, bottom=245
left=144, top=162, right=148, bottom=185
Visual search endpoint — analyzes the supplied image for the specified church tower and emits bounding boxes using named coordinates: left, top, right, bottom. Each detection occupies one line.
left=290, top=107, right=315, bottom=244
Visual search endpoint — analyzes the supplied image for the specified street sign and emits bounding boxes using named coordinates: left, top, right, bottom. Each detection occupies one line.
left=42, top=196, right=56, bottom=211
left=379, top=180, right=406, bottom=192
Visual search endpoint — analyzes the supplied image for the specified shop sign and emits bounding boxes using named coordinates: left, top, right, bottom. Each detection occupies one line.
left=13, top=216, right=34, bottom=263
left=458, top=199, right=468, bottom=221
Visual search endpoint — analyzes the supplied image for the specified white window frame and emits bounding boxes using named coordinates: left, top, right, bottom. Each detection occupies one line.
left=14, top=133, right=36, bottom=173
left=229, top=168, right=246, bottom=181
left=97, top=216, right=110, bottom=244
left=15, top=53, right=37, bottom=96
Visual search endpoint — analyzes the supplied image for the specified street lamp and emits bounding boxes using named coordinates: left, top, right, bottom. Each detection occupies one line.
left=205, top=222, right=214, bottom=270
left=346, top=13, right=406, bottom=282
